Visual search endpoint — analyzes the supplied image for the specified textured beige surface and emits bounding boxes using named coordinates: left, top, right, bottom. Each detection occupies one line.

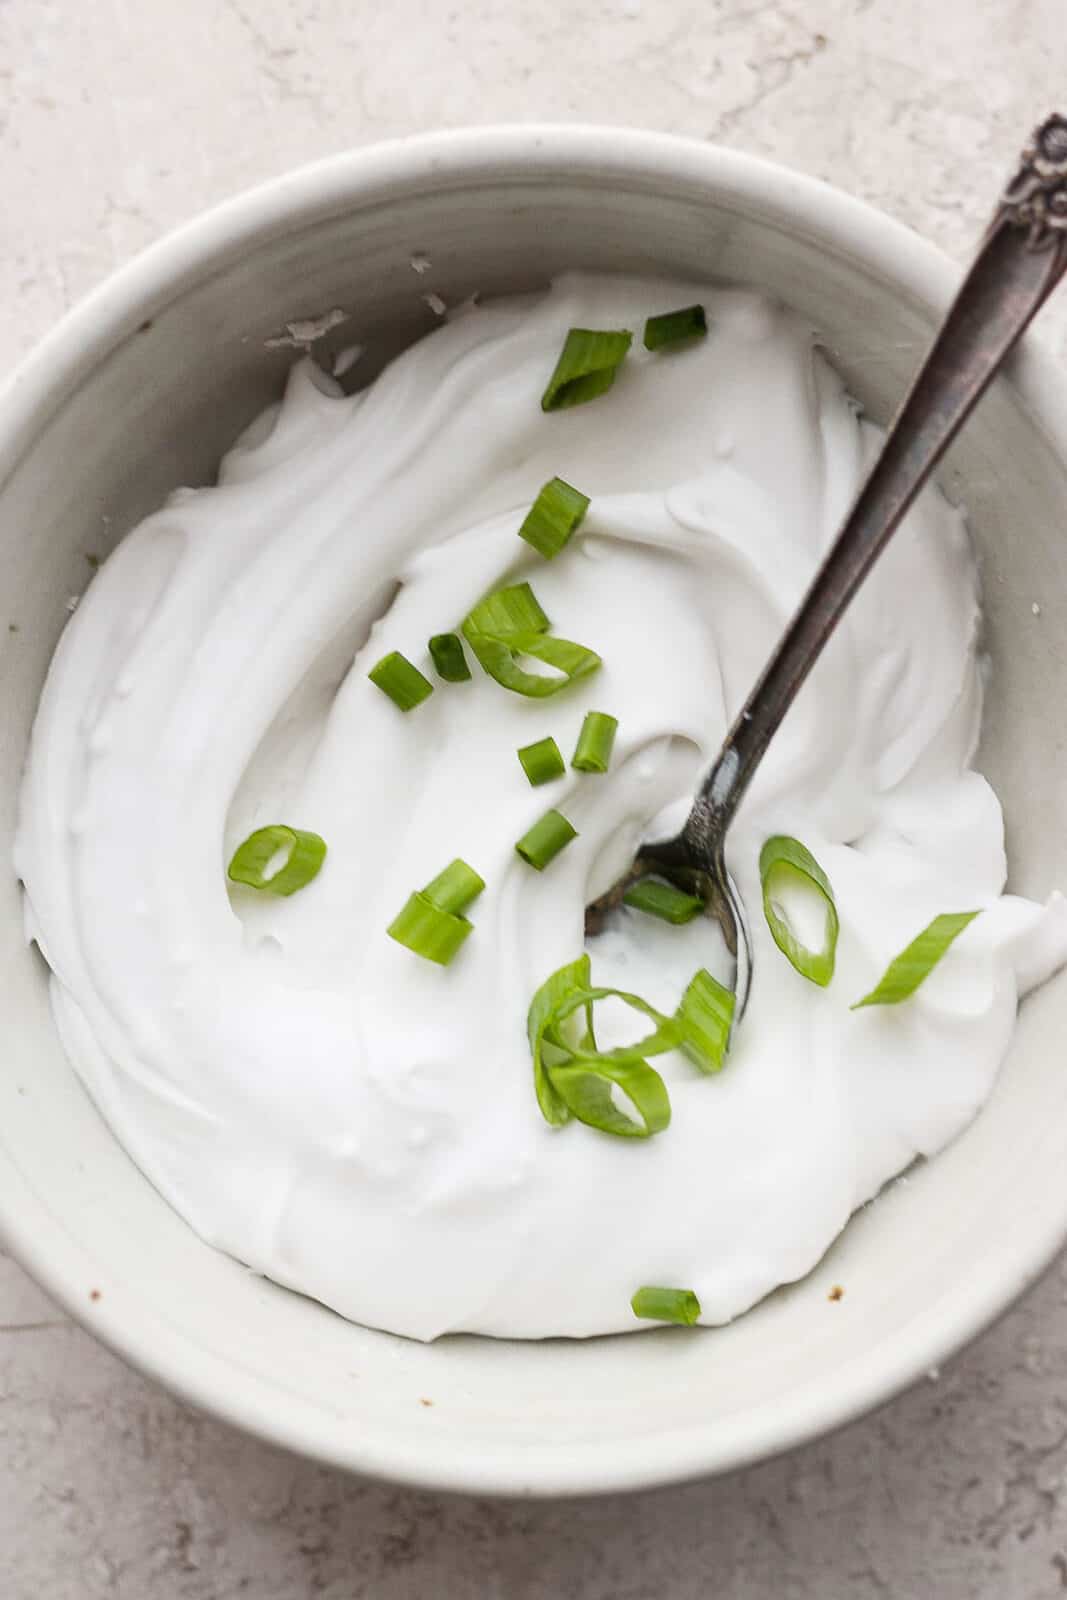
left=3, top=1, right=1067, bottom=1594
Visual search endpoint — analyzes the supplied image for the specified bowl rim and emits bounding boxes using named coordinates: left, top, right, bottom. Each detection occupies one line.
left=4, top=121, right=1067, bottom=1498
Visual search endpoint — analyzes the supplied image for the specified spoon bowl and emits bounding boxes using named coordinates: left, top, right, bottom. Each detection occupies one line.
left=585, top=840, right=753, bottom=1020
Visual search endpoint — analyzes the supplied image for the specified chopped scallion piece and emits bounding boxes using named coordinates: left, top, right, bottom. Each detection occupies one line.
left=464, top=581, right=550, bottom=641
left=515, top=808, right=577, bottom=870
left=527, top=953, right=591, bottom=1126
left=542, top=986, right=681, bottom=1059
left=387, top=891, right=472, bottom=966
left=368, top=650, right=433, bottom=711
left=623, top=878, right=703, bottom=925
left=759, top=835, right=839, bottom=987
left=388, top=858, right=484, bottom=965
left=572, top=710, right=618, bottom=774
left=517, top=736, right=566, bottom=787
left=549, top=1053, right=671, bottom=1139
left=525, top=955, right=736, bottom=1136
left=465, top=630, right=602, bottom=698
left=538, top=1005, right=674, bottom=1138
left=462, top=581, right=600, bottom=699
left=541, top=327, right=633, bottom=411
left=518, top=476, right=590, bottom=559
left=643, top=304, right=707, bottom=351
left=422, top=858, right=485, bottom=916
left=227, top=825, right=326, bottom=897
left=526, top=960, right=686, bottom=1138
left=675, top=968, right=734, bottom=1074
left=428, top=632, right=471, bottom=683
left=631, top=1286, right=702, bottom=1326
left=851, top=910, right=981, bottom=1009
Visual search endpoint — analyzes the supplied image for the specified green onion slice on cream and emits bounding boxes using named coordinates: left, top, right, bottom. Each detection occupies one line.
left=368, top=650, right=434, bottom=711
left=760, top=835, right=839, bottom=987
left=541, top=328, right=633, bottom=411
left=388, top=858, right=486, bottom=966
left=643, top=304, right=708, bottom=351
left=461, top=581, right=601, bottom=699
left=572, top=711, right=618, bottom=773
left=852, top=910, right=981, bottom=1008
left=517, top=477, right=590, bottom=559
left=227, top=826, right=327, bottom=897
left=516, top=736, right=566, bottom=787
left=631, top=1286, right=702, bottom=1325
left=527, top=957, right=734, bottom=1135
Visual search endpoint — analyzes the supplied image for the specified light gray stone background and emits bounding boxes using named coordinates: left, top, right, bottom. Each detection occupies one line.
left=3, top=2, right=1067, bottom=1595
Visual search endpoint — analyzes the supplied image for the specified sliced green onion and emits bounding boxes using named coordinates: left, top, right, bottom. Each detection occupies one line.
left=515, top=808, right=577, bottom=870
left=387, top=891, right=472, bottom=965
left=541, top=327, right=633, bottom=412
left=517, top=477, right=590, bottom=559
left=572, top=711, right=618, bottom=774
left=461, top=581, right=601, bottom=700
left=623, top=878, right=704, bottom=925
left=541, top=984, right=682, bottom=1061
left=428, top=632, right=471, bottom=683
left=675, top=968, right=734, bottom=1074
left=517, top=736, right=565, bottom=787
left=368, top=650, right=433, bottom=711
left=388, top=858, right=485, bottom=965
left=549, top=1053, right=671, bottom=1139
left=227, top=825, right=326, bottom=897
left=526, top=959, right=686, bottom=1137
left=851, top=911, right=981, bottom=1009
left=643, top=304, right=707, bottom=351
left=422, top=858, right=485, bottom=916
left=465, top=630, right=602, bottom=698
left=525, top=955, right=736, bottom=1135
left=759, top=835, right=839, bottom=987
left=631, top=1286, right=702, bottom=1326
left=463, top=581, right=550, bottom=640
left=527, top=953, right=591, bottom=1125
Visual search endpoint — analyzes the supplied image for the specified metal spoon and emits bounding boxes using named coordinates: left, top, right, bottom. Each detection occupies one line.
left=585, top=113, right=1067, bottom=1020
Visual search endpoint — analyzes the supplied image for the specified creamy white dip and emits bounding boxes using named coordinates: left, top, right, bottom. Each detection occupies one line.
left=16, top=274, right=1067, bottom=1340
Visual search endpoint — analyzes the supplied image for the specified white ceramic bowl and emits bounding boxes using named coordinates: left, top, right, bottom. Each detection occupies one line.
left=3, top=126, right=1067, bottom=1498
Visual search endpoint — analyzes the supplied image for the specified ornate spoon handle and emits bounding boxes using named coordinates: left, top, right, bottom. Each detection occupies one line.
left=684, top=114, right=1067, bottom=855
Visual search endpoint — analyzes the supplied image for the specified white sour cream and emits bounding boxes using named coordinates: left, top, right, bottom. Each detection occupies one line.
left=16, top=274, right=1067, bottom=1341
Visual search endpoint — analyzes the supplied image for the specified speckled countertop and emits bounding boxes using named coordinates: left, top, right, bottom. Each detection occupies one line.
left=4, top=3, right=1067, bottom=1596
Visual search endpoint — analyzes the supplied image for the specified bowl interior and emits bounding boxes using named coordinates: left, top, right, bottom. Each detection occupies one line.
left=3, top=129, right=1067, bottom=1495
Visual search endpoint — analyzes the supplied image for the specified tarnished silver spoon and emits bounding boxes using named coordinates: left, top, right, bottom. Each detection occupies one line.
left=586, top=113, right=1067, bottom=1020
